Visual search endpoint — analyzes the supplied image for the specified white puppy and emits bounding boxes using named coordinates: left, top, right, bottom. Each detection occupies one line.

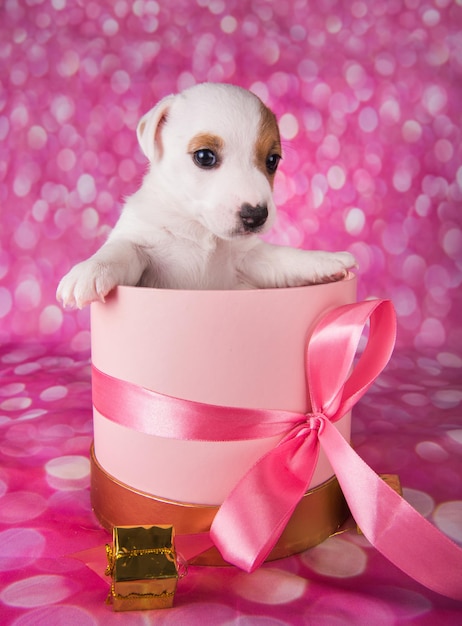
left=57, top=83, right=355, bottom=308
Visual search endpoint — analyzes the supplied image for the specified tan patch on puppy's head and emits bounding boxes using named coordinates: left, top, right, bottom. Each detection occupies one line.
left=188, top=133, right=224, bottom=157
left=255, top=102, right=282, bottom=187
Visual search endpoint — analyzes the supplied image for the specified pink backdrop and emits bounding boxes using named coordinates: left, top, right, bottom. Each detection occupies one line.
left=1, top=1, right=462, bottom=625
left=1, top=0, right=461, bottom=350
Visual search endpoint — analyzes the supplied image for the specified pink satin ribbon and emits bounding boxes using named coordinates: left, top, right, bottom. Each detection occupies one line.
left=92, top=300, right=462, bottom=600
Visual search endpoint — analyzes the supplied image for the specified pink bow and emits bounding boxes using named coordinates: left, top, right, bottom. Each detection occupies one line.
left=92, top=300, right=462, bottom=600
left=209, top=300, right=396, bottom=571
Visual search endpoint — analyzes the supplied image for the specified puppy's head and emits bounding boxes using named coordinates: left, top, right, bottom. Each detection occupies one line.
left=137, top=83, right=282, bottom=239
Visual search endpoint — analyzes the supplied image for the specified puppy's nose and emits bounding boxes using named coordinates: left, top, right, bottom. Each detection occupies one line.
left=239, top=203, right=268, bottom=231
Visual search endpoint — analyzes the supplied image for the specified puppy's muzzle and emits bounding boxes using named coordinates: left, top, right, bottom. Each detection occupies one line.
left=239, top=203, right=268, bottom=232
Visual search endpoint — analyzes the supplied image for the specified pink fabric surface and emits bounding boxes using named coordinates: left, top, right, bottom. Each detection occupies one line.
left=1, top=1, right=462, bottom=624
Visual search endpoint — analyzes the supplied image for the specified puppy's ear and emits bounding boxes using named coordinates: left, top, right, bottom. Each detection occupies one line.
left=137, top=94, right=176, bottom=162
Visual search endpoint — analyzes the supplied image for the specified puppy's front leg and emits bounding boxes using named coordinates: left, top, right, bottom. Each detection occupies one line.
left=56, top=239, right=149, bottom=308
left=239, top=241, right=356, bottom=289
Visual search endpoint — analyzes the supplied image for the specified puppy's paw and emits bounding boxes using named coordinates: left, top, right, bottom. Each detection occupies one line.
left=56, top=260, right=120, bottom=309
left=315, top=251, right=357, bottom=283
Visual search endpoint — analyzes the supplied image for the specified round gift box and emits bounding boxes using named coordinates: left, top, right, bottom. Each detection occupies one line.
left=91, top=275, right=356, bottom=564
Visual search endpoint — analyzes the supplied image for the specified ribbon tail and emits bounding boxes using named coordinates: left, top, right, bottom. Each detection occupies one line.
left=210, top=431, right=320, bottom=572
left=319, top=419, right=462, bottom=600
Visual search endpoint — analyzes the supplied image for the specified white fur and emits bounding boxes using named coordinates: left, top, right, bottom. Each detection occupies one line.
left=57, top=83, right=356, bottom=308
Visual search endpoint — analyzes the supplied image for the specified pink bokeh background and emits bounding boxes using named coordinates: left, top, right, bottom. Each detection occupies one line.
left=1, top=0, right=461, bottom=351
left=1, top=1, right=462, bottom=625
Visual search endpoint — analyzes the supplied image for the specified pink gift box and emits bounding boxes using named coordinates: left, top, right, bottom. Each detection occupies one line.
left=90, top=275, right=356, bottom=563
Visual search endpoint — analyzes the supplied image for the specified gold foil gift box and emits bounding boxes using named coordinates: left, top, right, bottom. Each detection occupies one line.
left=106, top=525, right=179, bottom=611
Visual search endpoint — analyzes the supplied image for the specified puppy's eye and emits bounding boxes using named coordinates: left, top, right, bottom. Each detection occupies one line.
left=193, top=149, right=218, bottom=169
left=266, top=153, right=281, bottom=174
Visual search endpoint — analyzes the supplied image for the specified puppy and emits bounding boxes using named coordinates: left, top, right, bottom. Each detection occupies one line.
left=57, top=83, right=355, bottom=308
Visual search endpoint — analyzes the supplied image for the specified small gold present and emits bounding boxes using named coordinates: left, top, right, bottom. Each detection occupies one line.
left=105, top=525, right=178, bottom=611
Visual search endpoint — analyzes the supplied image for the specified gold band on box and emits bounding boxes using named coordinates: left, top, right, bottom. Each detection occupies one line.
left=90, top=444, right=349, bottom=566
